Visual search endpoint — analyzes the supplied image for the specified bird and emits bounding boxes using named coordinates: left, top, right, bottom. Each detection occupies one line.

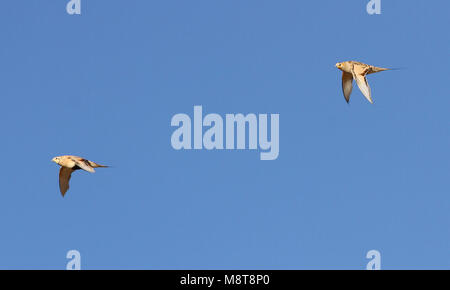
left=51, top=155, right=108, bottom=197
left=335, top=61, right=390, bottom=104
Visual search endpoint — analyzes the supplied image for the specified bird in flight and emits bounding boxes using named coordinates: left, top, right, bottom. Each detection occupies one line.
left=51, top=155, right=108, bottom=197
left=335, top=61, right=390, bottom=104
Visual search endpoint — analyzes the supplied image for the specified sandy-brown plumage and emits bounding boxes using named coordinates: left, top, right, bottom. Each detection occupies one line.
left=51, top=155, right=108, bottom=197
left=335, top=61, right=390, bottom=104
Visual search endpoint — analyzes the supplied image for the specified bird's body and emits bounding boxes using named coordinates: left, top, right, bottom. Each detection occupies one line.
left=51, top=155, right=108, bottom=197
left=335, top=61, right=390, bottom=104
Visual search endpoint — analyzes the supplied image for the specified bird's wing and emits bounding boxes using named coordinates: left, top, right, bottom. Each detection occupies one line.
left=342, top=72, right=353, bottom=103
left=59, top=167, right=74, bottom=197
left=352, top=65, right=373, bottom=104
left=70, top=157, right=95, bottom=173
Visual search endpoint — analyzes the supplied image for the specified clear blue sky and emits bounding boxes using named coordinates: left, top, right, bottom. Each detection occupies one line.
left=0, top=1, right=449, bottom=269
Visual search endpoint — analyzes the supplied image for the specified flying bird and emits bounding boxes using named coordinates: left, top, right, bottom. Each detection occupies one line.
left=335, top=61, right=390, bottom=104
left=51, top=155, right=108, bottom=197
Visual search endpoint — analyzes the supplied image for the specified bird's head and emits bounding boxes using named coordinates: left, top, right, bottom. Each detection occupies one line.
left=335, top=62, right=343, bottom=70
left=52, top=156, right=61, bottom=165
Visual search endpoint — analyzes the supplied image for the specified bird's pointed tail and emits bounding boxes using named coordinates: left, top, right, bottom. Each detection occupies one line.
left=388, top=67, right=406, bottom=71
left=373, top=66, right=405, bottom=73
left=370, top=66, right=390, bottom=73
left=89, top=161, right=109, bottom=168
left=369, top=63, right=407, bottom=74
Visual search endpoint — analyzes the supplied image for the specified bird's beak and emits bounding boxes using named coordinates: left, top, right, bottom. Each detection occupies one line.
left=51, top=158, right=57, bottom=163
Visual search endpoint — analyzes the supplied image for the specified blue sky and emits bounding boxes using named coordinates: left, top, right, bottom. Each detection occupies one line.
left=0, top=0, right=449, bottom=269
